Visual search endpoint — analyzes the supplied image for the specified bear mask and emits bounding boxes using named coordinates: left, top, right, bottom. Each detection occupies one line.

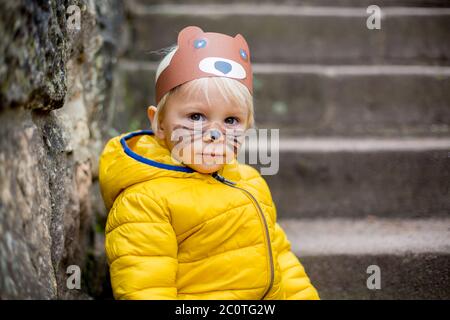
left=155, top=25, right=253, bottom=105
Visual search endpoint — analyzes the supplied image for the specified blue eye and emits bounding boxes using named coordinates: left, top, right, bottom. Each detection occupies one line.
left=240, top=48, right=248, bottom=61
left=194, top=39, right=207, bottom=49
left=225, top=117, right=239, bottom=125
left=189, top=113, right=205, bottom=122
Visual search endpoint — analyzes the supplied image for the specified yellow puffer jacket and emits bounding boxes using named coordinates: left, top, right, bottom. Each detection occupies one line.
left=99, top=129, right=319, bottom=300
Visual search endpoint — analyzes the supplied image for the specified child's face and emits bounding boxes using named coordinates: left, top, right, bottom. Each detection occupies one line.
left=148, top=80, right=249, bottom=174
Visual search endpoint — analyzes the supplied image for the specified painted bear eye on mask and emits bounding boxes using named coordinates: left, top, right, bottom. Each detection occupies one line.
left=155, top=25, right=253, bottom=106
left=239, top=48, right=248, bottom=61
left=194, top=38, right=207, bottom=49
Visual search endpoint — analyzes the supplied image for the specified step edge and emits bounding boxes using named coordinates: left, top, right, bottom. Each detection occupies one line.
left=118, top=60, right=450, bottom=76
left=279, top=218, right=450, bottom=256
left=240, top=137, right=450, bottom=152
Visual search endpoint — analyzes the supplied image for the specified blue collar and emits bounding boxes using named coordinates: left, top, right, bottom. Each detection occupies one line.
left=120, top=129, right=196, bottom=173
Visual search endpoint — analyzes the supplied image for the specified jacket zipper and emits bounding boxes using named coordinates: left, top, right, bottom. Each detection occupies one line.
left=211, top=172, right=275, bottom=300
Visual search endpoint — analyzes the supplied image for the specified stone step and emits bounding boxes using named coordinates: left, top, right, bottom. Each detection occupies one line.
left=113, top=61, right=450, bottom=137
left=254, top=65, right=450, bottom=137
left=134, top=0, right=450, bottom=8
left=281, top=218, right=450, bottom=256
left=280, top=218, right=450, bottom=299
left=243, top=137, right=450, bottom=218
left=124, top=4, right=450, bottom=65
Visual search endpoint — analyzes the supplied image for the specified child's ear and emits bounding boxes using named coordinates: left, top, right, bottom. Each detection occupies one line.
left=147, top=105, right=156, bottom=127
left=147, top=106, right=165, bottom=140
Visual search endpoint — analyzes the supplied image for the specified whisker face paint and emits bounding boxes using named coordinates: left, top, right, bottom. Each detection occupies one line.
left=168, top=123, right=248, bottom=165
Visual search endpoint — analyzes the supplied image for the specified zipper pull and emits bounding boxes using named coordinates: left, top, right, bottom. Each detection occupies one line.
left=212, top=172, right=237, bottom=185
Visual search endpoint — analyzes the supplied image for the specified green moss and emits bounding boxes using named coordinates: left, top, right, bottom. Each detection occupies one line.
left=272, top=101, right=288, bottom=115
left=95, top=221, right=105, bottom=234
left=253, top=76, right=263, bottom=92
left=128, top=118, right=141, bottom=132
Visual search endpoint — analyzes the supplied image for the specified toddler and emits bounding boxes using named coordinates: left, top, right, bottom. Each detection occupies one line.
left=99, top=25, right=319, bottom=300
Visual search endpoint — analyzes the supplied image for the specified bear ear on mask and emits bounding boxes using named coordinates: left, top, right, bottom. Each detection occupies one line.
left=177, top=25, right=204, bottom=48
left=234, top=33, right=250, bottom=57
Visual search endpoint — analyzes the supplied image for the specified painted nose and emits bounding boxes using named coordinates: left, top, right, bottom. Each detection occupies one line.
left=214, top=61, right=232, bottom=74
left=203, top=128, right=223, bottom=142
left=209, top=129, right=221, bottom=141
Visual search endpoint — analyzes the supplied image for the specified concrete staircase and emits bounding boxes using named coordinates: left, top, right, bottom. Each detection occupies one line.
left=113, top=0, right=450, bottom=299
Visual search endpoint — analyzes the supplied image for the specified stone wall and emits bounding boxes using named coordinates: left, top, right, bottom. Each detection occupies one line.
left=0, top=0, right=124, bottom=299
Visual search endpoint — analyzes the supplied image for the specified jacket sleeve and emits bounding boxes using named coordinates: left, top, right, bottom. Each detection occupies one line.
left=272, top=203, right=320, bottom=300
left=105, top=191, right=178, bottom=299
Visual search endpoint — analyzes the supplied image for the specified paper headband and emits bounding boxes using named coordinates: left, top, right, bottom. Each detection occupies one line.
left=155, top=26, right=253, bottom=105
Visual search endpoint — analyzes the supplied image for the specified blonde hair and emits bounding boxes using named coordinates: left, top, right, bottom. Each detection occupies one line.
left=151, top=45, right=255, bottom=133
